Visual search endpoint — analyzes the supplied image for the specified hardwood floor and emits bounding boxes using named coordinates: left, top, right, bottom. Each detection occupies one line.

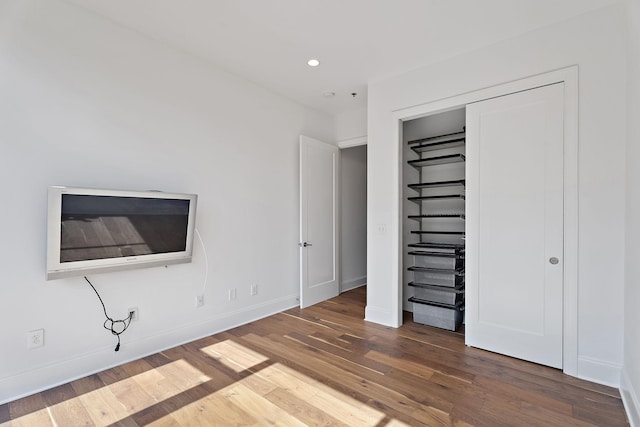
left=0, top=287, right=629, bottom=426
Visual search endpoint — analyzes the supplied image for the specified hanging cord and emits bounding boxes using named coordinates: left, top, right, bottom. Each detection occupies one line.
left=84, top=276, right=133, bottom=352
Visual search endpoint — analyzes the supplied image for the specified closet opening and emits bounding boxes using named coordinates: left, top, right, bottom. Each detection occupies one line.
left=402, top=108, right=466, bottom=334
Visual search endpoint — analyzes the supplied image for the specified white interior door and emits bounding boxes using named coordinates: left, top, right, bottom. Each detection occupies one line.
left=299, top=135, right=339, bottom=308
left=465, top=83, right=564, bottom=368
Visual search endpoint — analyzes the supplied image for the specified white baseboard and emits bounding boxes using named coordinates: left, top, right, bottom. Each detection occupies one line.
left=365, top=305, right=397, bottom=327
left=577, top=355, right=622, bottom=388
left=621, top=368, right=640, bottom=427
left=0, top=295, right=298, bottom=405
left=341, top=276, right=366, bottom=292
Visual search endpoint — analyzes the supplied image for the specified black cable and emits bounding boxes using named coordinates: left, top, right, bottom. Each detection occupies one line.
left=84, top=276, right=133, bottom=352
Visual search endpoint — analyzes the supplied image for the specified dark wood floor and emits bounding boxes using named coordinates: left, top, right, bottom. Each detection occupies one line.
left=0, top=287, right=629, bottom=426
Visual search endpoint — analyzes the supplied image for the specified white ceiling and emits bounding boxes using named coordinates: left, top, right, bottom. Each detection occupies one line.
left=67, top=0, right=620, bottom=116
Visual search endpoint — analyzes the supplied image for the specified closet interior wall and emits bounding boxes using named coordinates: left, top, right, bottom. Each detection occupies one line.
left=402, top=108, right=466, bottom=318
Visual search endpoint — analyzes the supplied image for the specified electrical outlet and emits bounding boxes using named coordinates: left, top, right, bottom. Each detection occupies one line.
left=228, top=288, right=237, bottom=301
left=128, top=307, right=139, bottom=321
left=250, top=284, right=258, bottom=296
left=27, top=329, right=44, bottom=349
left=196, top=294, right=204, bottom=308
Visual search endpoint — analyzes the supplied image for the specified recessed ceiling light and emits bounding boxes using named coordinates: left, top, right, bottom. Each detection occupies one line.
left=307, top=59, right=320, bottom=67
left=323, top=92, right=335, bottom=98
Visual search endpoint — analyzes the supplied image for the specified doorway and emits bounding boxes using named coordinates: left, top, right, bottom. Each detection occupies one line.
left=340, top=145, right=367, bottom=293
left=299, top=136, right=367, bottom=308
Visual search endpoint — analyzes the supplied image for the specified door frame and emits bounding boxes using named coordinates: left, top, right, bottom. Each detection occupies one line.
left=390, top=66, right=578, bottom=376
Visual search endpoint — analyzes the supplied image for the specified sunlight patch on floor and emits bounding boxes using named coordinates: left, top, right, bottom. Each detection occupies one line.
left=4, top=340, right=413, bottom=426
left=0, top=408, right=54, bottom=427
left=1, top=359, right=210, bottom=426
left=200, top=339, right=269, bottom=373
left=149, top=359, right=391, bottom=427
left=196, top=339, right=391, bottom=426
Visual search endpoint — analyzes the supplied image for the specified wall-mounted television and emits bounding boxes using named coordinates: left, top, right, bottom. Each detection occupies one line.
left=46, top=186, right=198, bottom=280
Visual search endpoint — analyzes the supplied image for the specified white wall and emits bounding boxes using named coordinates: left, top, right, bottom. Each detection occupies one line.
left=340, top=145, right=367, bottom=291
left=623, top=0, right=640, bottom=423
left=0, top=0, right=333, bottom=403
left=334, top=107, right=367, bottom=145
left=367, top=4, right=626, bottom=386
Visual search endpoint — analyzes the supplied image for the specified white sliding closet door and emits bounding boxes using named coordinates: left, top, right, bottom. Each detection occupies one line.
left=465, top=83, right=564, bottom=368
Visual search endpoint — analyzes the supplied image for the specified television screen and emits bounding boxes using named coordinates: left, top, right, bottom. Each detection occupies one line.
left=47, top=187, right=197, bottom=280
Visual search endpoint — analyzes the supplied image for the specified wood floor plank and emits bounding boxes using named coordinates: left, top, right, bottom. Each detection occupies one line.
left=256, top=362, right=386, bottom=426
left=519, top=401, right=599, bottom=427
left=40, top=383, right=78, bottom=407
left=154, top=358, right=211, bottom=393
left=97, top=364, right=133, bottom=386
left=364, top=349, right=435, bottom=380
left=221, top=383, right=308, bottom=426
left=108, top=416, right=139, bottom=427
left=77, top=384, right=131, bottom=426
left=0, top=403, right=10, bottom=424
left=572, top=400, right=630, bottom=426
left=48, top=398, right=95, bottom=427
left=108, top=370, right=158, bottom=415
left=407, top=404, right=455, bottom=427
left=239, top=332, right=436, bottom=419
left=244, top=331, right=458, bottom=425
left=144, top=412, right=181, bottom=427
left=3, top=408, right=54, bottom=427
left=127, top=403, right=171, bottom=427
left=165, top=386, right=257, bottom=426
left=263, top=387, right=348, bottom=427
left=240, top=331, right=389, bottom=389
left=2, top=287, right=629, bottom=426
left=285, top=330, right=392, bottom=374
left=7, top=392, right=47, bottom=420
left=143, top=352, right=173, bottom=370
left=70, top=374, right=106, bottom=396
left=369, top=325, right=618, bottom=416
left=200, top=338, right=269, bottom=373
left=473, top=374, right=574, bottom=416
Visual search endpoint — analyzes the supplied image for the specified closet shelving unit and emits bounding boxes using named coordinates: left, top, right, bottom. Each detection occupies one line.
left=406, top=129, right=466, bottom=331
left=407, top=153, right=465, bottom=168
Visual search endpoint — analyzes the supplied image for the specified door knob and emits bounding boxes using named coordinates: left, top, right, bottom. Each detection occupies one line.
left=299, top=242, right=312, bottom=247
left=549, top=257, right=559, bottom=265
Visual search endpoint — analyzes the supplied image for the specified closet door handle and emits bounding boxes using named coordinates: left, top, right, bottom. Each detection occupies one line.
left=299, top=242, right=312, bottom=247
left=549, top=257, right=559, bottom=265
